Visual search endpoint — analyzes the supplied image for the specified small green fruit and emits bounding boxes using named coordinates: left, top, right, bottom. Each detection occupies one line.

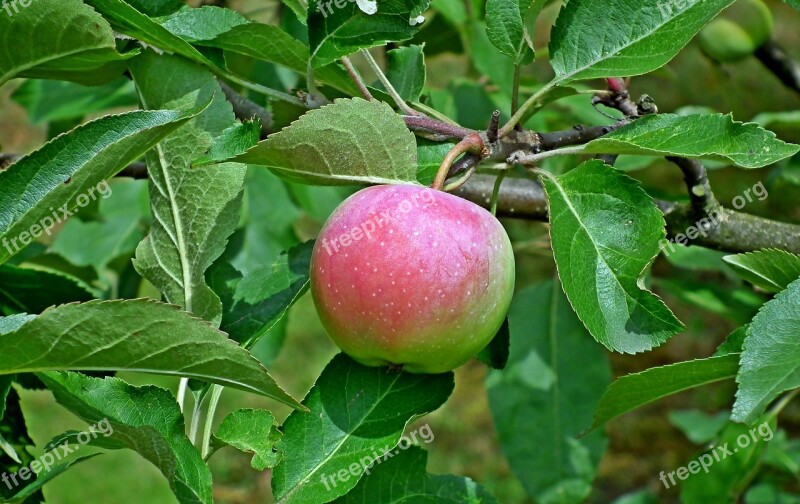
left=699, top=19, right=760, bottom=63
left=698, top=0, right=773, bottom=63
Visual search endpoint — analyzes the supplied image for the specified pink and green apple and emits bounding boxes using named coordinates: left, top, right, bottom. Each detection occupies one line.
left=310, top=184, right=515, bottom=374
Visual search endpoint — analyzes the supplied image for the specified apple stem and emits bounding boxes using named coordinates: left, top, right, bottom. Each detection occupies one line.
left=432, top=133, right=486, bottom=191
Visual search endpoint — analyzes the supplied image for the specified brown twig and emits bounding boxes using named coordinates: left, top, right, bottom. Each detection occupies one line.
left=593, top=78, right=640, bottom=119
left=666, top=156, right=718, bottom=218
left=402, top=116, right=476, bottom=142
left=454, top=174, right=800, bottom=255
left=755, top=41, right=800, bottom=96
left=539, top=122, right=624, bottom=150
left=341, top=56, right=374, bottom=102
left=218, top=80, right=272, bottom=139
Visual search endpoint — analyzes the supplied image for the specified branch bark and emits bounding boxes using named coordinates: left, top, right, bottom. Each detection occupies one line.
left=4, top=80, right=797, bottom=257
left=666, top=156, right=718, bottom=218
left=756, top=41, right=800, bottom=96
left=218, top=81, right=272, bottom=139
left=454, top=174, right=800, bottom=255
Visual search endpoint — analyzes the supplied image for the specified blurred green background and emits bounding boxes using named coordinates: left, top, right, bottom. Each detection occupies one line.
left=2, top=0, right=800, bottom=503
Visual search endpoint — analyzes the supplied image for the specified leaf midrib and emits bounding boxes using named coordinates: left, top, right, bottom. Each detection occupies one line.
left=136, top=91, right=194, bottom=314
left=553, top=1, right=708, bottom=83
left=547, top=177, right=673, bottom=346
left=278, top=370, right=404, bottom=503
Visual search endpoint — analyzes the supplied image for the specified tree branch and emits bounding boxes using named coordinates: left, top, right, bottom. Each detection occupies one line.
left=454, top=174, right=800, bottom=255
left=402, top=116, right=476, bottom=142
left=666, top=156, right=718, bottom=218
left=5, top=80, right=795, bottom=256
left=218, top=80, right=272, bottom=139
left=756, top=41, right=800, bottom=95
left=538, top=123, right=623, bottom=151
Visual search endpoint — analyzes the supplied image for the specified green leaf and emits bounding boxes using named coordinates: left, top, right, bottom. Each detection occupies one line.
left=476, top=318, right=510, bottom=370
left=272, top=354, right=454, bottom=503
left=516, top=85, right=580, bottom=127
left=0, top=0, right=130, bottom=85
left=89, top=0, right=315, bottom=103
left=0, top=376, right=11, bottom=422
left=191, top=239, right=308, bottom=404
left=153, top=4, right=357, bottom=94
left=83, top=0, right=213, bottom=66
left=0, top=377, right=19, bottom=465
left=230, top=169, right=302, bottom=275
left=0, top=299, right=302, bottom=408
left=129, top=52, right=247, bottom=327
left=39, top=371, right=213, bottom=504
left=723, top=250, right=800, bottom=293
left=485, top=0, right=545, bottom=64
left=0, top=386, right=41, bottom=502
left=467, top=21, right=515, bottom=95
left=16, top=50, right=138, bottom=87
left=0, top=105, right=203, bottom=266
left=382, top=45, right=427, bottom=102
left=655, top=277, right=763, bottom=325
left=715, top=326, right=748, bottom=356
left=211, top=409, right=282, bottom=470
left=581, top=114, right=800, bottom=169
left=432, top=0, right=468, bottom=25
left=487, top=281, right=610, bottom=502
left=680, top=417, right=776, bottom=502
left=542, top=160, right=683, bottom=353
left=159, top=5, right=250, bottom=42
left=10, top=78, right=137, bottom=124
left=124, top=0, right=184, bottom=16
left=286, top=183, right=355, bottom=223
left=0, top=264, right=94, bottom=315
left=549, top=0, right=736, bottom=83
left=332, top=446, right=498, bottom=503
left=0, top=314, right=35, bottom=334
left=785, top=0, right=800, bottom=12
left=49, top=179, right=150, bottom=271
left=209, top=241, right=313, bottom=348
left=235, top=98, right=420, bottom=185
left=3, top=454, right=99, bottom=504
left=752, top=110, right=800, bottom=130
left=308, top=0, right=430, bottom=67
left=282, top=0, right=309, bottom=23
left=668, top=409, right=729, bottom=444
left=416, top=139, right=451, bottom=185
left=733, top=278, right=800, bottom=423
left=590, top=355, right=740, bottom=430
left=195, top=119, right=262, bottom=167
left=188, top=23, right=358, bottom=95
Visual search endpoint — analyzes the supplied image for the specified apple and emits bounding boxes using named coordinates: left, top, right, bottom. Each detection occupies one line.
left=698, top=0, right=773, bottom=63
left=310, top=184, right=515, bottom=374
